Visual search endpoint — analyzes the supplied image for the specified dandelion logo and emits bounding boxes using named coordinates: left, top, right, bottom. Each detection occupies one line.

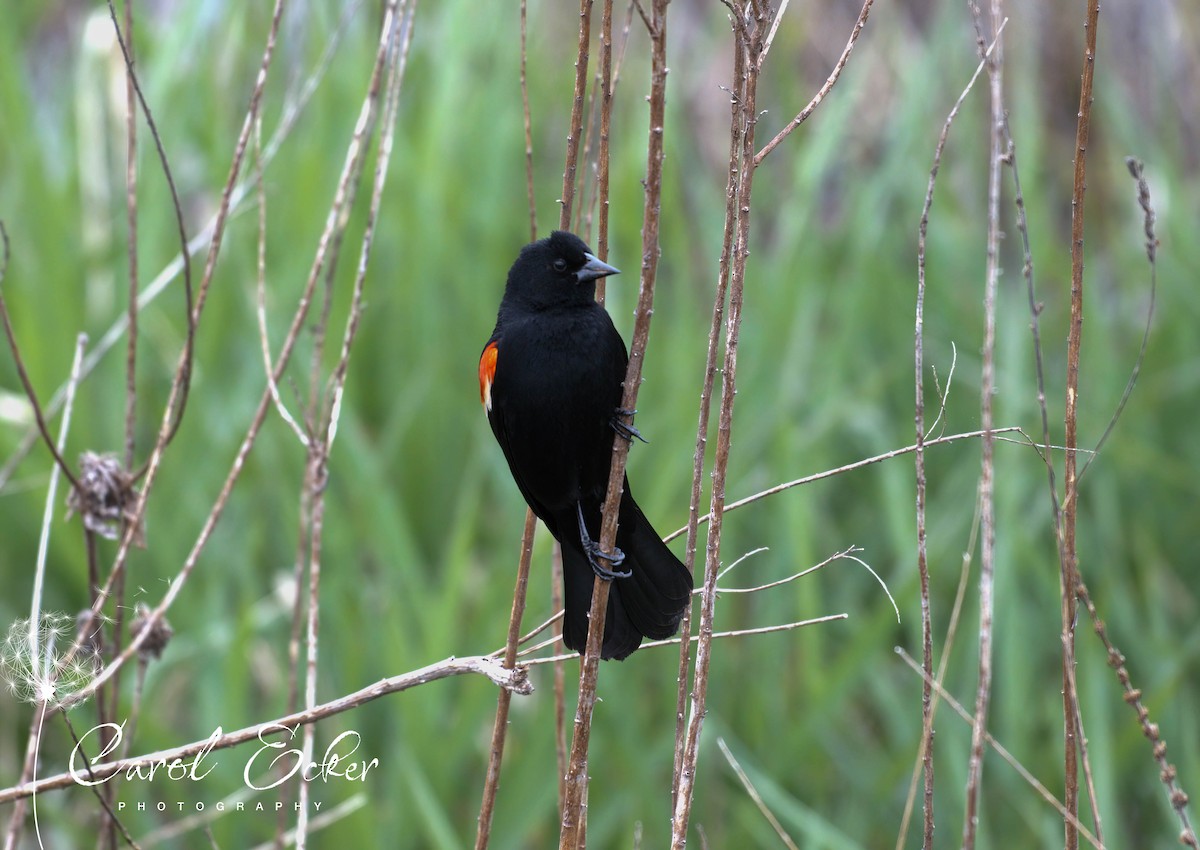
left=1, top=611, right=104, bottom=850
left=1, top=611, right=103, bottom=708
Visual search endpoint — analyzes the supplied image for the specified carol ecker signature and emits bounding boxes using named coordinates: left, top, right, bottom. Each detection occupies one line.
left=70, top=721, right=380, bottom=791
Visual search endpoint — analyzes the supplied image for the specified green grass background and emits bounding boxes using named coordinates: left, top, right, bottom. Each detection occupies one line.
left=1, top=0, right=1197, bottom=847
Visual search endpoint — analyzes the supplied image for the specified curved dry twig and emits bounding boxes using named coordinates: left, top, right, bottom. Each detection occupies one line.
left=0, top=223, right=81, bottom=492
left=105, top=0, right=195, bottom=469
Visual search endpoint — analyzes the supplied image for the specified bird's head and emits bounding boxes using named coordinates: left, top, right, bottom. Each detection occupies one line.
left=503, top=230, right=620, bottom=310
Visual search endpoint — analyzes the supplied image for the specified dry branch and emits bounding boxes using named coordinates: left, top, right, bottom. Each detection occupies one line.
left=559, top=1, right=670, bottom=844
left=1061, top=1, right=1102, bottom=844
left=0, top=655, right=532, bottom=805
left=907, top=27, right=1003, bottom=848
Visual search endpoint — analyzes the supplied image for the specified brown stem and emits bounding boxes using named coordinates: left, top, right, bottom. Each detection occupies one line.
left=559, top=2, right=668, bottom=845
left=671, top=6, right=764, bottom=844
left=1062, top=1, right=1100, bottom=845
left=671, top=11, right=744, bottom=808
left=474, top=509, right=537, bottom=850
left=520, top=0, right=537, bottom=242
left=559, top=0, right=593, bottom=230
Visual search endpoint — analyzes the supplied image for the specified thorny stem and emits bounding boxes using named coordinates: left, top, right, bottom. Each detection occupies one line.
left=559, top=1, right=668, bottom=845
left=671, top=5, right=764, bottom=844
left=559, top=0, right=593, bottom=230
left=672, top=11, right=745, bottom=809
left=520, top=0, right=537, bottom=242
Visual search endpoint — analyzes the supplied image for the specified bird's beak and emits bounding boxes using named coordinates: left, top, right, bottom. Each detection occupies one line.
left=577, top=253, right=620, bottom=283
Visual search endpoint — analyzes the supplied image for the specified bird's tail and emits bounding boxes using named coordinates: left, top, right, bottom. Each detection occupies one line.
left=560, top=494, right=694, bottom=661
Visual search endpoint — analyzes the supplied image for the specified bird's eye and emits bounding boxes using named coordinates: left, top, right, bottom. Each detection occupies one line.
left=552, top=258, right=568, bottom=273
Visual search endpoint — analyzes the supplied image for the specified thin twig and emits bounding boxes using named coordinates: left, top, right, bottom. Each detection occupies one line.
left=895, top=648, right=1107, bottom=850
left=1062, top=1, right=1102, bottom=844
left=520, top=0, right=537, bottom=241
left=715, top=546, right=898, bottom=623
left=559, top=0, right=593, bottom=230
left=896, top=495, right=984, bottom=850
left=1078, top=158, right=1157, bottom=480
left=522, top=614, right=848, bottom=665
left=105, top=0, right=195, bottom=465
left=717, top=738, right=800, bottom=850
left=121, top=0, right=139, bottom=473
left=58, top=711, right=142, bottom=849
left=1077, top=583, right=1198, bottom=846
left=477, top=7, right=545, bottom=846
left=753, top=0, right=874, bottom=165
left=0, top=223, right=81, bottom=492
left=475, top=509, right=537, bottom=850
left=666, top=427, right=1022, bottom=544
left=961, top=3, right=1005, bottom=844
left=2, top=334, right=87, bottom=850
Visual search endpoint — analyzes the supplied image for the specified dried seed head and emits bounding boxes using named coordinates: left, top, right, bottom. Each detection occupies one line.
left=131, top=603, right=173, bottom=661
left=1, top=612, right=102, bottom=708
left=66, top=452, right=144, bottom=546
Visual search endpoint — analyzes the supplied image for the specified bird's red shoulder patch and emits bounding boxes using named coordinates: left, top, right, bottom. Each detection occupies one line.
left=479, top=341, right=498, bottom=411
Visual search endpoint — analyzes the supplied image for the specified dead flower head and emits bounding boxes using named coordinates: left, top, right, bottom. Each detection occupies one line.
left=66, top=452, right=144, bottom=546
left=130, top=603, right=173, bottom=662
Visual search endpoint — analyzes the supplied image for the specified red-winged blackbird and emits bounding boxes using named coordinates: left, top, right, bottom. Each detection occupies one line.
left=479, top=231, right=693, bottom=660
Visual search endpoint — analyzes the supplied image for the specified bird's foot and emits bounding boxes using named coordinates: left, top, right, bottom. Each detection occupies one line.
left=585, top=541, right=631, bottom=580
left=576, top=502, right=632, bottom=580
left=610, top=407, right=648, bottom=444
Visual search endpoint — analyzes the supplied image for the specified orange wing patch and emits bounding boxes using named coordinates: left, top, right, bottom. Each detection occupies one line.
left=479, top=341, right=499, bottom=412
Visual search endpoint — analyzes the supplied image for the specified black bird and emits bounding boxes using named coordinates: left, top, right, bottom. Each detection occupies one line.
left=479, top=231, right=693, bottom=660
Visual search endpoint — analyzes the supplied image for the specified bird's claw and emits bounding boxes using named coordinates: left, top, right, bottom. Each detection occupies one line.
left=610, top=408, right=648, bottom=444
left=576, top=502, right=632, bottom=580
left=585, top=542, right=631, bottom=580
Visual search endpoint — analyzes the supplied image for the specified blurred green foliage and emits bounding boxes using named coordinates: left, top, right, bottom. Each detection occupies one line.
left=1, top=0, right=1197, bottom=847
